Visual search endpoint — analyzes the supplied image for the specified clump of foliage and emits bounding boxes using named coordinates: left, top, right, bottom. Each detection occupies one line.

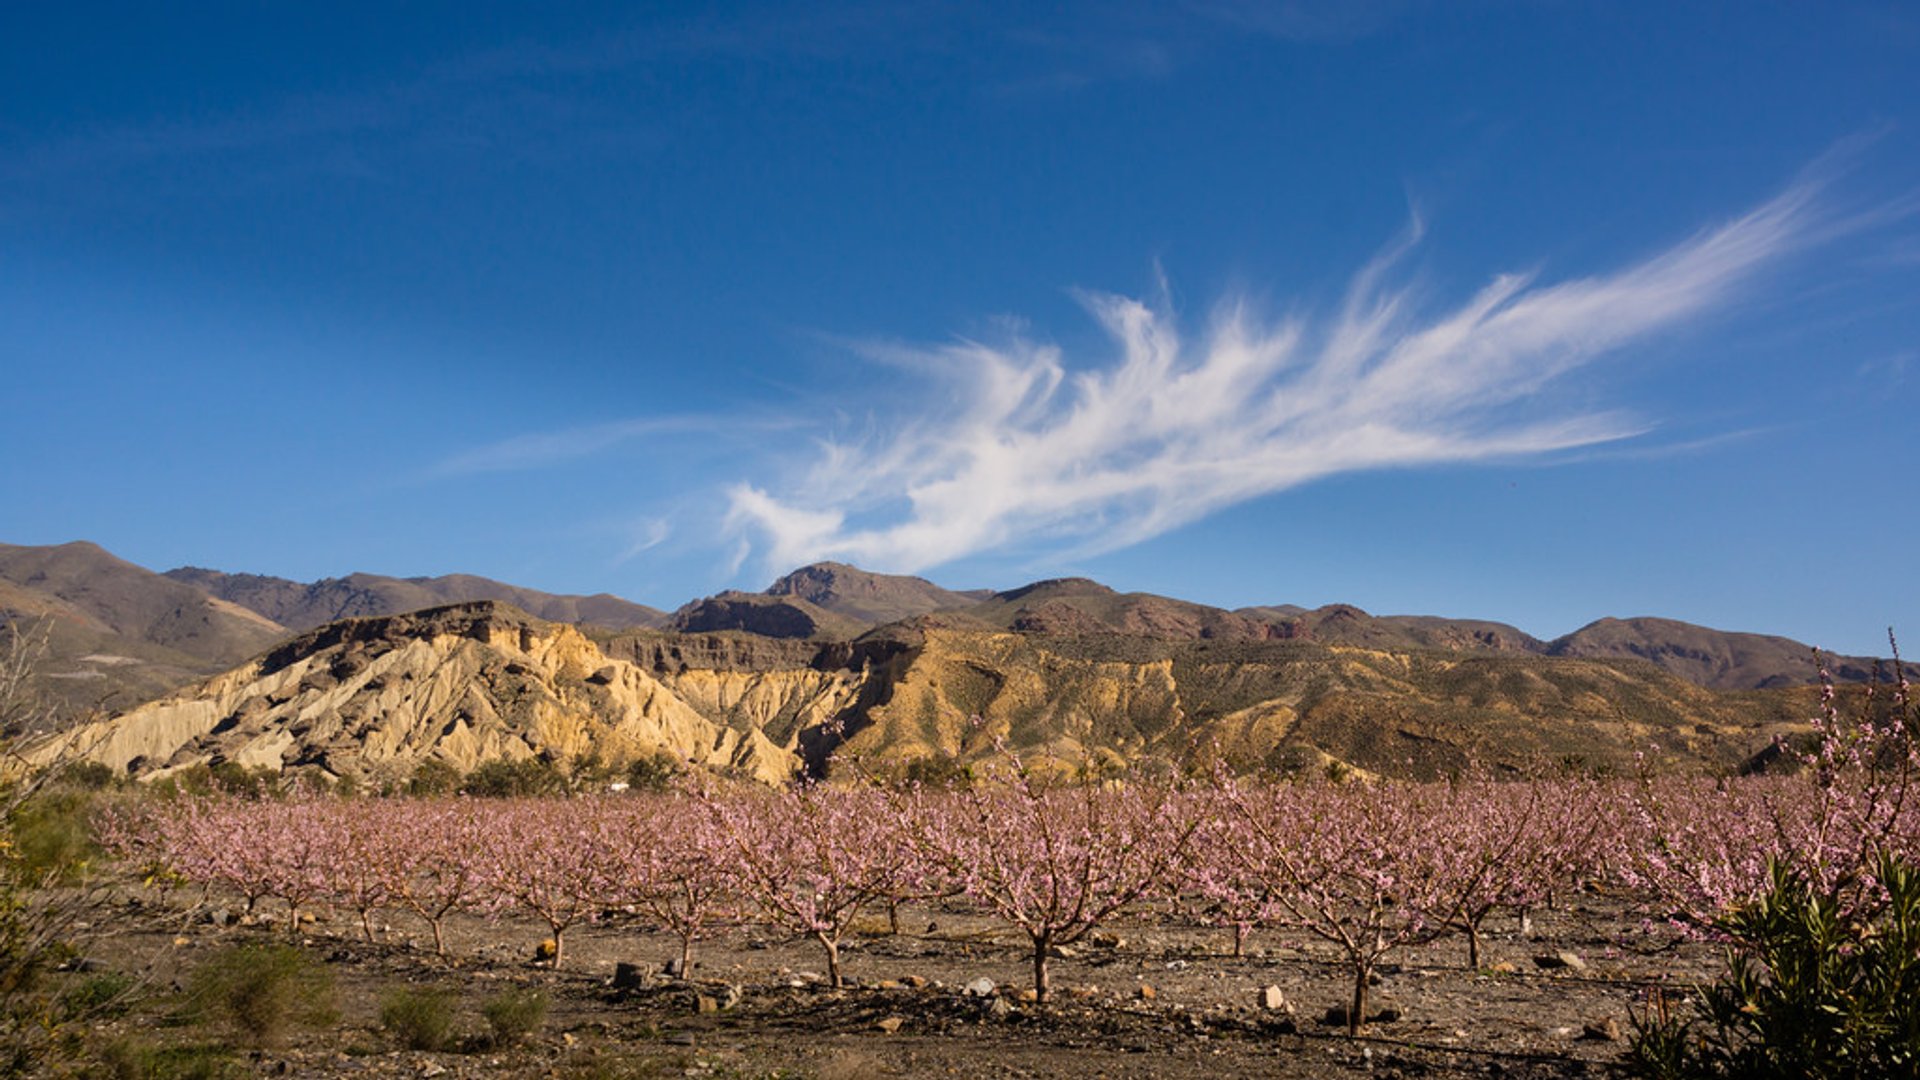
left=1628, top=636, right=1920, bottom=1079
left=1627, top=852, right=1920, bottom=1078
left=481, top=986, right=548, bottom=1048
left=0, top=618, right=123, bottom=1075
left=461, top=757, right=567, bottom=797
left=148, top=762, right=280, bottom=801
left=379, top=985, right=457, bottom=1051
left=9, top=788, right=102, bottom=885
left=92, top=1039, right=241, bottom=1080
left=408, top=759, right=463, bottom=796
left=184, top=943, right=336, bottom=1047
left=56, top=969, right=138, bottom=1022
left=624, top=752, right=682, bottom=793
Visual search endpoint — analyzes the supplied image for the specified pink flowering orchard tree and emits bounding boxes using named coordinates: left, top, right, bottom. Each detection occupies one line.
left=596, top=795, right=742, bottom=978
left=469, top=796, right=616, bottom=969
left=911, top=765, right=1200, bottom=1004
left=386, top=798, right=490, bottom=955
left=1430, top=777, right=1602, bottom=970
left=1182, top=790, right=1284, bottom=958
left=309, top=799, right=406, bottom=942
left=1222, top=778, right=1462, bottom=1037
left=117, top=796, right=282, bottom=915
left=707, top=782, right=913, bottom=988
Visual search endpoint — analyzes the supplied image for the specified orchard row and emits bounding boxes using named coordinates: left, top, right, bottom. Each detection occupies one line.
left=102, top=763, right=1917, bottom=1034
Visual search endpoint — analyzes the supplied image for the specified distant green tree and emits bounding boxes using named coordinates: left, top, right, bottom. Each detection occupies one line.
left=461, top=757, right=567, bottom=798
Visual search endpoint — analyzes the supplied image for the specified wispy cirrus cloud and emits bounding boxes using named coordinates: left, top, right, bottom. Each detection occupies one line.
left=429, top=416, right=724, bottom=476
left=725, top=178, right=1825, bottom=576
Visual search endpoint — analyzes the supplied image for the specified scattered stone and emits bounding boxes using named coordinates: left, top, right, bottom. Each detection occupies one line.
left=695, top=995, right=720, bottom=1014
left=987, top=996, right=1013, bottom=1019
left=901, top=975, right=929, bottom=989
left=1487, top=961, right=1519, bottom=975
left=208, top=908, right=232, bottom=928
left=719, top=984, right=742, bottom=1010
left=419, top=1063, right=446, bottom=1078
left=1136, top=984, right=1157, bottom=1001
left=1533, top=951, right=1588, bottom=972
left=875, top=1016, right=905, bottom=1034
left=876, top=979, right=906, bottom=991
left=1089, top=931, right=1125, bottom=949
left=1581, top=1017, right=1622, bottom=1042
left=1014, top=989, right=1038, bottom=1004
left=1048, top=943, right=1079, bottom=959
left=171, top=936, right=191, bottom=948
left=963, top=977, right=996, bottom=998
left=1258, top=985, right=1289, bottom=1012
left=1373, top=1006, right=1403, bottom=1023
left=612, top=962, right=648, bottom=990
left=534, top=939, right=557, bottom=962
left=1321, top=1005, right=1350, bottom=1027
left=663, top=957, right=685, bottom=978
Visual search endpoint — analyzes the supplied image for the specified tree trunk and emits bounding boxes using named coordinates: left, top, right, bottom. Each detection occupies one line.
left=680, top=932, right=696, bottom=979
left=1232, top=922, right=1248, bottom=959
left=429, top=916, right=447, bottom=956
left=887, top=897, right=901, bottom=937
left=360, top=908, right=376, bottom=943
left=1467, top=918, right=1481, bottom=970
left=813, top=930, right=842, bottom=988
left=551, top=925, right=566, bottom=970
left=1348, top=962, right=1370, bottom=1038
left=1033, top=934, right=1052, bottom=1004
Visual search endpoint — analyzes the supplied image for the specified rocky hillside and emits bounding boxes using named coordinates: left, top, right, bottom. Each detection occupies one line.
left=0, top=542, right=291, bottom=721
left=763, top=562, right=987, bottom=624
left=163, top=566, right=667, bottom=632
left=675, top=567, right=1864, bottom=691
left=1545, top=616, right=1869, bottom=690
left=34, top=601, right=1812, bottom=787
left=29, top=604, right=823, bottom=786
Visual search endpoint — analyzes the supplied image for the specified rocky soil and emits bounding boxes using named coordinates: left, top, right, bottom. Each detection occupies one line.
left=75, top=883, right=1719, bottom=1079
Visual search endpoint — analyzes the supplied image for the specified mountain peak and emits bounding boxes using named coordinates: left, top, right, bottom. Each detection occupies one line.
left=759, top=562, right=975, bottom=625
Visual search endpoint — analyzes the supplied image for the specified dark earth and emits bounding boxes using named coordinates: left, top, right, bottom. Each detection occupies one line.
left=72, top=879, right=1725, bottom=1078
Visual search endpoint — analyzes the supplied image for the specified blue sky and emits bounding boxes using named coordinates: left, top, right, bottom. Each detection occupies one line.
left=3, top=3, right=1916, bottom=654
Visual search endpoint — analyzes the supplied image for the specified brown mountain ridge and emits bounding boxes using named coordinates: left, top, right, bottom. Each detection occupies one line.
left=0, top=539, right=1889, bottom=756
left=30, top=599, right=1817, bottom=788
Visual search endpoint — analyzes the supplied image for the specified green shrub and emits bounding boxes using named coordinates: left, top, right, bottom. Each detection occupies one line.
left=92, top=1040, right=240, bottom=1080
left=8, top=790, right=100, bottom=885
left=624, top=752, right=682, bottom=793
left=1626, top=852, right=1920, bottom=1079
left=184, top=943, right=335, bottom=1047
left=461, top=758, right=566, bottom=798
left=481, top=986, right=548, bottom=1048
left=57, top=969, right=137, bottom=1021
left=407, top=760, right=462, bottom=797
left=379, top=986, right=457, bottom=1051
left=58, top=762, right=117, bottom=791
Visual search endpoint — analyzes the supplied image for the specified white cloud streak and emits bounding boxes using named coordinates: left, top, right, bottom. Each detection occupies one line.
left=726, top=180, right=1822, bottom=575
left=430, top=416, right=716, bottom=475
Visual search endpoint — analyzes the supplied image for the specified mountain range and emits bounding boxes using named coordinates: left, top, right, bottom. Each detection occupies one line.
left=2, top=539, right=1889, bottom=783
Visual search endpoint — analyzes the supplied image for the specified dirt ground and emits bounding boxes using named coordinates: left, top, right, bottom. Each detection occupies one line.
left=74, top=885, right=1723, bottom=1079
